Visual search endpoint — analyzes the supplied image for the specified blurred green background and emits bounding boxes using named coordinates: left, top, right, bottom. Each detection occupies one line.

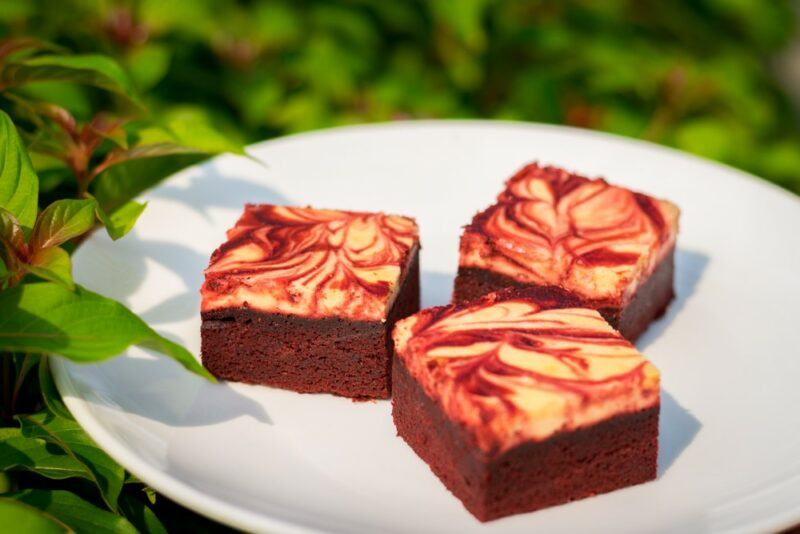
left=2, top=0, right=799, bottom=194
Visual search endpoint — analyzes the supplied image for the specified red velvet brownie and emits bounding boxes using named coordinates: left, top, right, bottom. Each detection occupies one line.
left=392, top=287, right=660, bottom=521
left=201, top=204, right=420, bottom=399
left=454, top=163, right=680, bottom=341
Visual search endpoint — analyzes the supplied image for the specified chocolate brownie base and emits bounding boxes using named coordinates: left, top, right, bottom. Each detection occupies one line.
left=392, top=357, right=659, bottom=521
left=201, top=248, right=420, bottom=399
left=453, top=248, right=675, bottom=342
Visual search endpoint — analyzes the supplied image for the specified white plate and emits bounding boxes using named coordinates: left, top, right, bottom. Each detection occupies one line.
left=55, top=121, right=800, bottom=534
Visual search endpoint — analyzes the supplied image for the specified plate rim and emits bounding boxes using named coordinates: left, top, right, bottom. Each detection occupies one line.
left=52, top=119, right=800, bottom=534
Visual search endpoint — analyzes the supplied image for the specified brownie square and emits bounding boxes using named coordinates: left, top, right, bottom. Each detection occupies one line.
left=392, top=287, right=660, bottom=521
left=201, top=204, right=420, bottom=399
left=454, top=163, right=679, bottom=341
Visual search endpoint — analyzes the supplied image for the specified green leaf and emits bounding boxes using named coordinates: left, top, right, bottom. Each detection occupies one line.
left=0, top=282, right=214, bottom=379
left=124, top=44, right=171, bottom=92
left=118, top=493, right=167, bottom=534
left=0, top=206, right=25, bottom=253
left=18, top=411, right=126, bottom=511
left=12, top=351, right=38, bottom=390
left=94, top=200, right=146, bottom=241
left=31, top=199, right=96, bottom=251
left=39, top=355, right=73, bottom=420
left=9, top=490, right=138, bottom=534
left=94, top=143, right=207, bottom=178
left=1, top=54, right=137, bottom=102
left=0, top=497, right=71, bottom=533
left=18, top=82, right=92, bottom=122
left=674, top=118, right=736, bottom=161
left=0, top=110, right=39, bottom=230
left=0, top=37, right=65, bottom=60
left=27, top=247, right=73, bottom=289
left=91, top=154, right=204, bottom=213
left=137, top=107, right=246, bottom=155
left=0, top=427, right=89, bottom=481
left=0, top=208, right=24, bottom=281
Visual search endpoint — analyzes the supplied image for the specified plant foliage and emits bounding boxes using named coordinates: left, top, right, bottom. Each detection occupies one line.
left=0, top=32, right=238, bottom=533
left=2, top=0, right=797, bottom=193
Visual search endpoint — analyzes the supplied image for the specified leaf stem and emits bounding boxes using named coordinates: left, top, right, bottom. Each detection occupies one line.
left=2, top=353, right=11, bottom=422
left=10, top=353, right=32, bottom=415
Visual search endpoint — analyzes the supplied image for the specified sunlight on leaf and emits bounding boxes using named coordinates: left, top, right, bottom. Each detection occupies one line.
left=139, top=107, right=246, bottom=155
left=10, top=489, right=138, bottom=534
left=0, top=497, right=70, bottom=533
left=0, top=427, right=89, bottom=481
left=0, top=110, right=39, bottom=230
left=31, top=199, right=96, bottom=251
left=1, top=54, right=139, bottom=105
left=27, top=247, right=73, bottom=289
left=0, top=282, right=214, bottom=379
left=95, top=200, right=146, bottom=241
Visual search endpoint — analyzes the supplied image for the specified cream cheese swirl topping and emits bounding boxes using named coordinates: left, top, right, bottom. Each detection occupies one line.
left=394, top=288, right=660, bottom=454
left=460, top=164, right=679, bottom=304
left=202, top=205, right=418, bottom=321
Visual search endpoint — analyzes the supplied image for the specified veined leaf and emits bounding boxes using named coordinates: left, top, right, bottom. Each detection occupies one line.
left=31, top=199, right=96, bottom=250
left=0, top=497, right=70, bottom=533
left=137, top=107, right=246, bottom=155
left=90, top=109, right=247, bottom=214
left=27, top=247, right=73, bottom=289
left=9, top=490, right=138, bottom=534
left=18, top=411, right=125, bottom=511
left=0, top=427, right=89, bottom=481
left=0, top=110, right=39, bottom=230
left=0, top=206, right=25, bottom=253
left=1, top=54, right=138, bottom=102
left=39, top=355, right=73, bottom=420
left=0, top=282, right=213, bottom=379
left=94, top=200, right=146, bottom=241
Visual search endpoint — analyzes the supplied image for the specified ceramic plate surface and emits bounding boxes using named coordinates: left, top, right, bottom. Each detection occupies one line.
left=55, top=121, right=800, bottom=533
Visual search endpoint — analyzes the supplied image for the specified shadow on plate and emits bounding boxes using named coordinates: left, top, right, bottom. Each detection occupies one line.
left=80, top=354, right=272, bottom=427
left=637, top=248, right=710, bottom=350
left=658, top=390, right=701, bottom=477
left=109, top=168, right=291, bottom=324
left=148, top=159, right=290, bottom=221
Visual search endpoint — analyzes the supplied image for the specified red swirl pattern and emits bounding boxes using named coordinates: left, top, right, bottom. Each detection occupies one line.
left=461, top=163, right=679, bottom=304
left=394, top=288, right=660, bottom=453
left=202, top=205, right=418, bottom=321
